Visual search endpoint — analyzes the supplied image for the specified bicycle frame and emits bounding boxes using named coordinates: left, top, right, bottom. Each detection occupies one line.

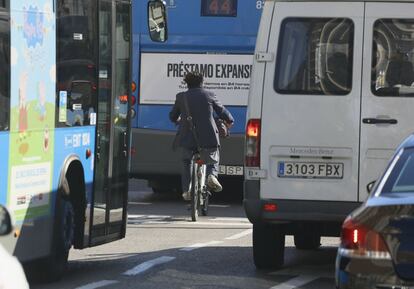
left=190, top=153, right=210, bottom=221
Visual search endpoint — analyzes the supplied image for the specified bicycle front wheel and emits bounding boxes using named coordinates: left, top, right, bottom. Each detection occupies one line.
left=190, top=161, right=199, bottom=222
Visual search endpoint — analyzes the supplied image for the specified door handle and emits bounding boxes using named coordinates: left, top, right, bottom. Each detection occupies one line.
left=362, top=118, right=398, bottom=125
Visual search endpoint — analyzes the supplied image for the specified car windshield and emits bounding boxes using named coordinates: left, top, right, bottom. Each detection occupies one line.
left=382, top=148, right=414, bottom=193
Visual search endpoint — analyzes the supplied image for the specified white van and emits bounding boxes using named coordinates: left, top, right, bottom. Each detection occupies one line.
left=244, top=0, right=414, bottom=269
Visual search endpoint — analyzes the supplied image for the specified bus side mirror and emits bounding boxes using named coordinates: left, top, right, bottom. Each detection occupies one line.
left=367, top=180, right=376, bottom=194
left=0, top=205, right=12, bottom=236
left=148, top=0, right=168, bottom=42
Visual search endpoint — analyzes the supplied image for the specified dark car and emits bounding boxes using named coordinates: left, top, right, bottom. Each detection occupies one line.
left=0, top=205, right=29, bottom=289
left=336, top=134, right=414, bottom=289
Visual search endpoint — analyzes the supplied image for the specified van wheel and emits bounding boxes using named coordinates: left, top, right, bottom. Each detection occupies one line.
left=253, top=223, right=285, bottom=269
left=294, top=231, right=320, bottom=250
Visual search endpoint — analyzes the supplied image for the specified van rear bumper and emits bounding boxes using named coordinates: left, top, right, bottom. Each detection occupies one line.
left=243, top=180, right=361, bottom=226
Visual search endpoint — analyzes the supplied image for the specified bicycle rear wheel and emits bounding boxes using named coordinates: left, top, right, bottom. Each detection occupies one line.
left=190, top=161, right=199, bottom=221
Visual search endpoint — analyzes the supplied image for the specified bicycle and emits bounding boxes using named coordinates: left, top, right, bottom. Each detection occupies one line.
left=190, top=152, right=211, bottom=222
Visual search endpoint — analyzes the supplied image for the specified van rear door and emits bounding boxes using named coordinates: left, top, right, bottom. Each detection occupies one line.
left=360, top=3, right=414, bottom=201
left=260, top=2, right=364, bottom=202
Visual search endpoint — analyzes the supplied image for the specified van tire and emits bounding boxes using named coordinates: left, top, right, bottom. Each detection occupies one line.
left=253, top=223, right=285, bottom=269
left=294, top=231, right=321, bottom=250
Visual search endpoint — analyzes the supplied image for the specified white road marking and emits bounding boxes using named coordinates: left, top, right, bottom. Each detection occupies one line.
left=128, top=215, right=252, bottom=228
left=128, top=215, right=250, bottom=222
left=127, top=214, right=252, bottom=227
left=225, top=229, right=253, bottom=240
left=269, top=275, right=319, bottom=289
left=211, top=217, right=250, bottom=222
left=75, top=280, right=119, bottom=289
left=208, top=204, right=231, bottom=208
left=129, top=221, right=251, bottom=227
left=128, top=202, right=153, bottom=205
left=179, top=222, right=251, bottom=227
left=128, top=214, right=171, bottom=219
left=123, top=256, right=176, bottom=276
left=180, top=241, right=223, bottom=252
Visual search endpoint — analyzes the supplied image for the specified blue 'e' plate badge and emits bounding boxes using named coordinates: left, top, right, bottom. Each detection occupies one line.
left=278, top=162, right=285, bottom=176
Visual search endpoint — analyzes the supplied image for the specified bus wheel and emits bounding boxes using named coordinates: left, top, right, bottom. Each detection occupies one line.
left=253, top=223, right=285, bottom=269
left=44, top=185, right=75, bottom=281
left=294, top=231, right=321, bottom=250
left=151, top=187, right=171, bottom=194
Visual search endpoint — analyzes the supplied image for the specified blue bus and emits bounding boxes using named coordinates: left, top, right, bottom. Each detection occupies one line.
left=0, top=0, right=167, bottom=281
left=130, top=0, right=262, bottom=193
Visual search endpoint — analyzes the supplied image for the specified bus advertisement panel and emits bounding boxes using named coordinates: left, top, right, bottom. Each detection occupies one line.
left=140, top=53, right=252, bottom=106
left=9, top=0, right=56, bottom=222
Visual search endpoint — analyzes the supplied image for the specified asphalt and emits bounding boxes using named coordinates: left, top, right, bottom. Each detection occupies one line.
left=30, top=179, right=339, bottom=289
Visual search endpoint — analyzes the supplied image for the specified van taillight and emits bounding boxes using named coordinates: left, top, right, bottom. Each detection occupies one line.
left=245, top=119, right=261, bottom=167
left=339, top=217, right=391, bottom=260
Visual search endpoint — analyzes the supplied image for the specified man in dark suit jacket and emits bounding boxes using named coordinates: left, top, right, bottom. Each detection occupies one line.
left=169, top=72, right=234, bottom=200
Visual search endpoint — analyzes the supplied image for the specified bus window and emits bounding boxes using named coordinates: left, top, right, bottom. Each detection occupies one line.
left=372, top=19, right=414, bottom=97
left=201, top=0, right=237, bottom=17
left=274, top=18, right=354, bottom=96
left=115, top=3, right=130, bottom=126
left=68, top=81, right=93, bottom=126
left=0, top=7, right=9, bottom=131
left=148, top=0, right=167, bottom=42
left=57, top=0, right=97, bottom=127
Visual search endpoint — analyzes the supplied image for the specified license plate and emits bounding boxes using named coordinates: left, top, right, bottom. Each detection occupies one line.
left=219, top=165, right=243, bottom=176
left=278, top=161, right=343, bottom=179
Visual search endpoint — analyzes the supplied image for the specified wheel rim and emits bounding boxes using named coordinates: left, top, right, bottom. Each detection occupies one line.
left=191, top=162, right=199, bottom=221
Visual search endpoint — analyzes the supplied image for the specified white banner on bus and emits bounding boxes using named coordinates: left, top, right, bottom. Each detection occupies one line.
left=10, top=162, right=51, bottom=211
left=139, top=53, right=253, bottom=106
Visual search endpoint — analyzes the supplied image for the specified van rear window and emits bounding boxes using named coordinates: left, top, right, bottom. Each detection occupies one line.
left=372, top=19, right=414, bottom=97
left=274, top=18, right=354, bottom=95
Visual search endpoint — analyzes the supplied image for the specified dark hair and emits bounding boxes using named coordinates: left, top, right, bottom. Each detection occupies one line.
left=184, top=72, right=203, bottom=88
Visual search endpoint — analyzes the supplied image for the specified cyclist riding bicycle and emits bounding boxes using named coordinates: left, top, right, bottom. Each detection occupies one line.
left=170, top=72, right=234, bottom=201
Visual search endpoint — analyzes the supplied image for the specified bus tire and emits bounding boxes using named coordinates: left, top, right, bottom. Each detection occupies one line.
left=151, top=187, right=170, bottom=194
left=294, top=231, right=321, bottom=250
left=149, top=179, right=179, bottom=194
left=253, top=223, right=285, bottom=269
left=43, top=179, right=75, bottom=281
